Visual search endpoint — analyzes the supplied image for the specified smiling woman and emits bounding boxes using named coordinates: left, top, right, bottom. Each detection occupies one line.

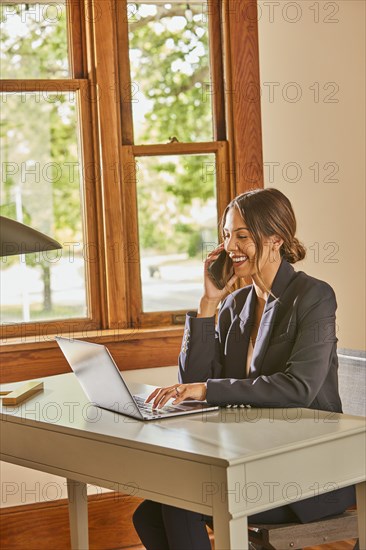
left=136, top=187, right=356, bottom=550
left=221, top=188, right=306, bottom=291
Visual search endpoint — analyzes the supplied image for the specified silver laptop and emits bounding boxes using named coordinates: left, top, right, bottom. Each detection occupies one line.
left=56, top=337, right=219, bottom=421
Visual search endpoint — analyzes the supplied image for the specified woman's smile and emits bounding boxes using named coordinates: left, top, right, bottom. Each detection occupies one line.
left=230, top=254, right=249, bottom=267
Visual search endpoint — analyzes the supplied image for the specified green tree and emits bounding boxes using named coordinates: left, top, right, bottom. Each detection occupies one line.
left=129, top=3, right=216, bottom=253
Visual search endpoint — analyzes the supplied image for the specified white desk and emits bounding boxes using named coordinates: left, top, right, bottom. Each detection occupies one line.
left=1, top=372, right=365, bottom=550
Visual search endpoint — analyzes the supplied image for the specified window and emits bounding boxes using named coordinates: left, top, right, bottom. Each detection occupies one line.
left=1, top=91, right=87, bottom=323
left=0, top=1, right=101, bottom=336
left=127, top=2, right=214, bottom=144
left=118, top=0, right=230, bottom=326
left=0, top=2, right=69, bottom=78
left=135, top=153, right=217, bottom=313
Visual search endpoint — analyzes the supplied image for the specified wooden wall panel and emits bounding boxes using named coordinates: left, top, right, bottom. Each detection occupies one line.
left=0, top=329, right=183, bottom=384
left=0, top=493, right=143, bottom=550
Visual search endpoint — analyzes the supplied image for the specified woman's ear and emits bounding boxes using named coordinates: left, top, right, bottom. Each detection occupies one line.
left=271, top=235, right=284, bottom=250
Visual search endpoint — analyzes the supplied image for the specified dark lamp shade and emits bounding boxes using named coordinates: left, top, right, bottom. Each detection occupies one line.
left=0, top=216, right=62, bottom=257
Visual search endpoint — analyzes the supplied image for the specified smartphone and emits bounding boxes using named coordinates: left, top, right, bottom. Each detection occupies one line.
left=207, top=249, right=234, bottom=290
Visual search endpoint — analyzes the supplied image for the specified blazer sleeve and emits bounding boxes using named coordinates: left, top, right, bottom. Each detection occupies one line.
left=206, top=282, right=338, bottom=408
left=178, top=296, right=234, bottom=384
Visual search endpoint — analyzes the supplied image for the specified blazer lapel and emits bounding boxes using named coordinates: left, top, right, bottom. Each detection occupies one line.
left=223, top=260, right=297, bottom=379
left=224, top=286, right=257, bottom=379
left=249, top=260, right=296, bottom=377
left=249, top=300, right=280, bottom=376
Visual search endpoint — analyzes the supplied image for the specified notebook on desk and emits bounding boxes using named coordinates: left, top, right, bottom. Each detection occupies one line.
left=56, top=337, right=219, bottom=421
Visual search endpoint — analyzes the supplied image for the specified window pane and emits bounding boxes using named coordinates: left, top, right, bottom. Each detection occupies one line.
left=0, top=2, right=69, bottom=79
left=0, top=92, right=87, bottom=323
left=136, top=154, right=217, bottom=312
left=127, top=2, right=213, bottom=143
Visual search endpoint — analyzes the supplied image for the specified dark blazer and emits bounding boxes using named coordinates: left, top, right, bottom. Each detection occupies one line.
left=178, top=259, right=355, bottom=522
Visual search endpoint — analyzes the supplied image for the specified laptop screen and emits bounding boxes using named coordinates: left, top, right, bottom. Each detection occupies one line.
left=56, top=337, right=142, bottom=420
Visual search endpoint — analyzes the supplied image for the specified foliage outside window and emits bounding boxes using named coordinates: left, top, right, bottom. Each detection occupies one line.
left=1, top=92, right=87, bottom=322
left=0, top=2, right=69, bottom=78
left=0, top=2, right=90, bottom=327
left=128, top=2, right=213, bottom=143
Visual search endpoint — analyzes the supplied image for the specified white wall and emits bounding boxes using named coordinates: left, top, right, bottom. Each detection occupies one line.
left=257, top=0, right=365, bottom=349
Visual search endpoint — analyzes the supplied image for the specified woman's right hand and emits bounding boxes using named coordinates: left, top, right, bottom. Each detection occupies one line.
left=199, top=243, right=238, bottom=317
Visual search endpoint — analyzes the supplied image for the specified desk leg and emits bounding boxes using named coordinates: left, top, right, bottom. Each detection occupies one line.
left=67, top=479, right=89, bottom=550
left=213, top=511, right=249, bottom=550
left=211, top=471, right=248, bottom=549
left=356, top=481, right=366, bottom=549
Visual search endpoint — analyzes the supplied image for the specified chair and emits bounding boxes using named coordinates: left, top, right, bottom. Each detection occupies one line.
left=248, top=349, right=366, bottom=550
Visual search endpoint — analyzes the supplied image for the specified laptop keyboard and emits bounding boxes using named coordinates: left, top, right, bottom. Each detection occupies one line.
left=133, top=394, right=181, bottom=415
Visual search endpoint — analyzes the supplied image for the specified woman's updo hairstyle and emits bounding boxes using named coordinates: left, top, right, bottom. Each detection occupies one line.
left=220, top=188, right=306, bottom=266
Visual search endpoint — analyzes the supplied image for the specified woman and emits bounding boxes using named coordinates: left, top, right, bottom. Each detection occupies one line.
left=133, top=188, right=355, bottom=550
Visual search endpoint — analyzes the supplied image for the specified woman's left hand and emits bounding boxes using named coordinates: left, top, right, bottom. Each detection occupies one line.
left=145, top=383, right=207, bottom=409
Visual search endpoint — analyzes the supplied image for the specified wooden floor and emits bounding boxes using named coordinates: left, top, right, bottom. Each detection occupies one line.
left=124, top=541, right=358, bottom=550
left=0, top=492, right=358, bottom=550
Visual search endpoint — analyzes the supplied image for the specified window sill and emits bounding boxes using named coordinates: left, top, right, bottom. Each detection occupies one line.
left=0, top=326, right=184, bottom=384
left=0, top=325, right=184, bottom=352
